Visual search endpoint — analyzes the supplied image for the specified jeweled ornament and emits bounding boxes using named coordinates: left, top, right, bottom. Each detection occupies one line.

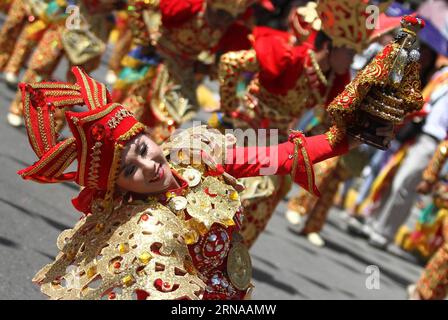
left=327, top=16, right=425, bottom=150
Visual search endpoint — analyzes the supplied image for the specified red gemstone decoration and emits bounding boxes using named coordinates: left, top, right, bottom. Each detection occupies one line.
left=108, top=292, right=116, bottom=300
left=46, top=102, right=55, bottom=112
left=114, top=262, right=121, bottom=269
left=90, top=123, right=106, bottom=141
left=141, top=214, right=149, bottom=221
left=154, top=279, right=163, bottom=288
left=404, top=15, right=418, bottom=25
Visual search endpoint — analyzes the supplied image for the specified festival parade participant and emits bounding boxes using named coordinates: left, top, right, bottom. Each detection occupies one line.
left=6, top=0, right=119, bottom=129
left=407, top=139, right=448, bottom=300
left=15, top=66, right=387, bottom=299
left=217, top=0, right=389, bottom=247
left=115, top=0, right=268, bottom=143
left=0, top=0, right=439, bottom=302
left=0, top=0, right=43, bottom=84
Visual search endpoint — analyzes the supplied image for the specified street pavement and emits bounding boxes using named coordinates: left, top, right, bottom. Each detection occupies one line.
left=0, top=23, right=424, bottom=300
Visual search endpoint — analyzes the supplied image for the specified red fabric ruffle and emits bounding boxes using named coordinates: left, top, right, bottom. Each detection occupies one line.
left=253, top=26, right=308, bottom=95
left=160, top=0, right=204, bottom=28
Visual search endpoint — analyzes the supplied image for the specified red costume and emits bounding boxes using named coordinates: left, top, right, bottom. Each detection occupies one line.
left=219, top=25, right=350, bottom=140
left=17, top=67, right=348, bottom=300
left=119, top=0, right=266, bottom=143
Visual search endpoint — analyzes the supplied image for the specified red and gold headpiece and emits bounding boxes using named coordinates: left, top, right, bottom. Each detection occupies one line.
left=18, top=67, right=146, bottom=214
left=208, top=0, right=274, bottom=17
left=316, top=0, right=392, bottom=53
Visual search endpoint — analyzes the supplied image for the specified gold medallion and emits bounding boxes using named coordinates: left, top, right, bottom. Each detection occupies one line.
left=227, top=242, right=252, bottom=291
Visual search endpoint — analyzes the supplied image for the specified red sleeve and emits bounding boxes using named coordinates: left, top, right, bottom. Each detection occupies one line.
left=222, top=132, right=349, bottom=196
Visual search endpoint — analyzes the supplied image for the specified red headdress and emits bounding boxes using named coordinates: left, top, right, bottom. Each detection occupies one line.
left=252, top=26, right=309, bottom=95
left=18, top=67, right=146, bottom=215
left=208, top=0, right=274, bottom=17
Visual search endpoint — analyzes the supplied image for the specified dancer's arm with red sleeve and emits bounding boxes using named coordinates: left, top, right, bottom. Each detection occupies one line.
left=222, top=131, right=350, bottom=196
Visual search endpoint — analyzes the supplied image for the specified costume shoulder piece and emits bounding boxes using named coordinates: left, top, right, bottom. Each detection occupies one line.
left=162, top=126, right=243, bottom=230
left=162, top=125, right=241, bottom=189
left=33, top=203, right=206, bottom=300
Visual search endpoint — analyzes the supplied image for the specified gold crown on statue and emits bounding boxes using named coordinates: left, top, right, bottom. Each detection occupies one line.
left=326, top=15, right=425, bottom=150
left=209, top=0, right=273, bottom=17
left=317, top=0, right=392, bottom=53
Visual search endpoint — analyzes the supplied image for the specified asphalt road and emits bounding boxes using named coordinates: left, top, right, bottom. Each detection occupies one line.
left=0, top=21, right=424, bottom=300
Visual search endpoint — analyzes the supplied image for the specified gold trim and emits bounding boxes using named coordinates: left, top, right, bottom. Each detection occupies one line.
left=31, top=83, right=81, bottom=91
left=291, top=139, right=300, bottom=181
left=46, top=143, right=77, bottom=177
left=402, top=27, right=417, bottom=37
left=83, top=104, right=120, bottom=122
left=309, top=50, right=328, bottom=86
left=78, top=70, right=98, bottom=109
left=23, top=91, right=41, bottom=157
left=75, top=124, right=88, bottom=186
left=53, top=98, right=85, bottom=107
left=54, top=153, right=77, bottom=178
left=50, top=108, right=56, bottom=146
left=299, top=141, right=315, bottom=195
left=21, top=138, right=76, bottom=177
left=37, top=107, right=50, bottom=153
left=290, top=136, right=316, bottom=196
left=93, top=77, right=100, bottom=108
left=118, top=123, right=146, bottom=142
left=44, top=90, right=81, bottom=97
left=104, top=143, right=124, bottom=209
left=100, top=82, right=108, bottom=105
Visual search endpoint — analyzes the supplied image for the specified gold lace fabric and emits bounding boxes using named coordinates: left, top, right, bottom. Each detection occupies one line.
left=33, top=203, right=205, bottom=300
left=327, top=42, right=423, bottom=126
